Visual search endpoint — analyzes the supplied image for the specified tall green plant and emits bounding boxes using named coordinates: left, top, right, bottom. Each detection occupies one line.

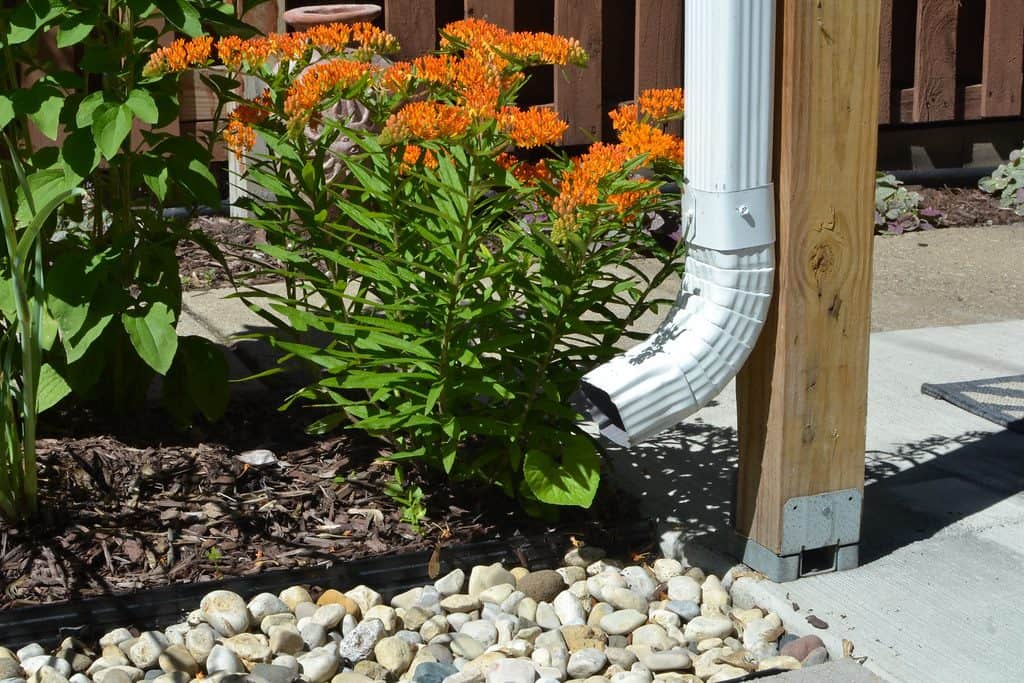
left=187, top=19, right=686, bottom=512
left=0, top=0, right=250, bottom=421
left=0, top=137, right=79, bottom=521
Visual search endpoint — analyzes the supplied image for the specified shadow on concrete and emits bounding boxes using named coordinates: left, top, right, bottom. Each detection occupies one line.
left=600, top=422, right=1024, bottom=565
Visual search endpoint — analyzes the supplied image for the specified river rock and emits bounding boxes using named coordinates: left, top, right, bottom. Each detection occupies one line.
left=316, top=590, right=360, bottom=619
left=484, top=658, right=534, bottom=683
left=468, top=564, right=516, bottom=598
left=664, top=602, right=700, bottom=623
left=157, top=646, right=198, bottom=676
left=201, top=592, right=250, bottom=637
left=353, top=661, right=389, bottom=681
left=478, top=584, right=515, bottom=606
left=620, top=567, right=659, bottom=601
left=632, top=625, right=674, bottom=651
left=269, top=625, right=304, bottom=656
left=742, top=614, right=783, bottom=660
left=99, top=631, right=133, bottom=649
left=683, top=616, right=733, bottom=642
left=297, top=648, right=339, bottom=683
left=331, top=675, right=373, bottom=683
left=652, top=560, right=683, bottom=584
left=0, top=662, right=21, bottom=680
left=552, top=592, right=586, bottom=626
left=802, top=647, right=828, bottom=667
left=440, top=595, right=481, bottom=614
left=224, top=634, right=270, bottom=664
left=555, top=567, right=586, bottom=586
left=299, top=623, right=327, bottom=650
left=338, top=619, right=384, bottom=664
left=516, top=571, right=564, bottom=603
left=564, top=547, right=606, bottom=568
left=414, top=661, right=458, bottom=683
left=344, top=586, right=382, bottom=616
left=434, top=569, right=466, bottom=597
left=637, top=648, right=690, bottom=673
left=184, top=626, right=216, bottom=662
left=92, top=667, right=143, bottom=683
left=699, top=577, right=729, bottom=617
left=449, top=634, right=484, bottom=660
left=373, top=638, right=413, bottom=677
left=779, top=635, right=823, bottom=662
left=460, top=621, right=498, bottom=649
left=665, top=578, right=700, bottom=604
left=757, top=655, right=801, bottom=671
left=560, top=626, right=607, bottom=653
left=310, top=605, right=345, bottom=630
left=566, top=648, right=606, bottom=678
left=206, top=646, right=244, bottom=675
left=21, top=659, right=69, bottom=679
left=248, top=594, right=291, bottom=623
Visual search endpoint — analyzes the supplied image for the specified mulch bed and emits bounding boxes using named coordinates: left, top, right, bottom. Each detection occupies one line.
left=1, top=399, right=633, bottom=611
left=917, top=186, right=1023, bottom=229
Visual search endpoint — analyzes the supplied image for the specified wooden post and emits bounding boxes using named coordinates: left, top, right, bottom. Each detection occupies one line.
left=981, top=0, right=1024, bottom=118
left=912, top=0, right=958, bottom=122
left=385, top=0, right=437, bottom=59
left=464, top=0, right=515, bottom=30
left=734, top=0, right=881, bottom=580
left=554, top=0, right=603, bottom=146
left=634, top=0, right=683, bottom=136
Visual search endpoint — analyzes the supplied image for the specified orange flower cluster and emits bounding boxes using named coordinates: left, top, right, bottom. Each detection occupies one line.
left=400, top=144, right=439, bottom=172
left=223, top=90, right=273, bottom=159
left=610, top=104, right=684, bottom=164
left=497, top=107, right=567, bottom=148
left=215, top=23, right=399, bottom=71
left=440, top=18, right=588, bottom=68
left=284, top=60, right=373, bottom=129
left=382, top=101, right=472, bottom=142
left=638, top=87, right=684, bottom=120
left=143, top=36, right=213, bottom=77
left=496, top=153, right=553, bottom=186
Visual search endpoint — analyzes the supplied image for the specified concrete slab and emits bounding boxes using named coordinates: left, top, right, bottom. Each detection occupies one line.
left=757, top=659, right=884, bottom=682
left=597, top=319, right=1024, bottom=683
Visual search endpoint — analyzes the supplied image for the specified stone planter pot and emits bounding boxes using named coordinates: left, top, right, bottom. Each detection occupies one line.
left=282, top=3, right=382, bottom=31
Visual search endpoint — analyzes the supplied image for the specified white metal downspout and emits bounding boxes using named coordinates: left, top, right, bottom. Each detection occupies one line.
left=581, top=0, right=777, bottom=446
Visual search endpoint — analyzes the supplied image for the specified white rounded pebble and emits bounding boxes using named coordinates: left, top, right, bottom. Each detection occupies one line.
left=278, top=587, right=313, bottom=612
left=200, top=591, right=250, bottom=637
left=434, top=569, right=466, bottom=597
left=600, top=610, right=647, bottom=636
left=552, top=591, right=587, bottom=626
left=206, top=645, right=243, bottom=675
left=297, top=648, right=339, bottom=683
left=248, top=594, right=291, bottom=622
left=566, top=648, right=607, bottom=678
left=666, top=577, right=701, bottom=604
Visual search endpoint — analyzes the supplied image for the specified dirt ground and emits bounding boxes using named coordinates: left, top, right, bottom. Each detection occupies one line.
left=871, top=223, right=1024, bottom=332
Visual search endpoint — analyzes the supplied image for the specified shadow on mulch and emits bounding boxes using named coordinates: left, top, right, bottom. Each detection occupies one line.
left=1, top=396, right=634, bottom=611
left=919, top=187, right=1024, bottom=228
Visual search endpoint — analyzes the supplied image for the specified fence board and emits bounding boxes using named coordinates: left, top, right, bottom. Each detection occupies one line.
left=913, top=0, right=958, bottom=122
left=981, top=0, right=1024, bottom=117
left=385, top=0, right=437, bottom=59
left=878, top=0, right=893, bottom=123
left=464, top=0, right=514, bottom=29
left=634, top=0, right=683, bottom=136
left=554, top=0, right=603, bottom=145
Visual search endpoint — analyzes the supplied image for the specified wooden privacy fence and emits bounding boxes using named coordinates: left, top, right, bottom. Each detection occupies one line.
left=175, top=0, right=1024, bottom=152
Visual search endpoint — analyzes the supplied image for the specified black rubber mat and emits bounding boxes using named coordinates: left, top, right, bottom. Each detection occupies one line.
left=921, top=374, right=1024, bottom=433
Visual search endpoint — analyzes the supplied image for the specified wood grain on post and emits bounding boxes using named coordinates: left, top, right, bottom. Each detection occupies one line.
left=735, top=0, right=881, bottom=553
left=912, top=0, right=958, bottom=122
left=554, top=0, right=603, bottom=146
left=877, top=0, right=893, bottom=124
left=464, top=0, right=515, bottom=30
left=385, top=0, right=438, bottom=59
left=634, top=0, right=683, bottom=136
left=981, top=0, right=1024, bottom=118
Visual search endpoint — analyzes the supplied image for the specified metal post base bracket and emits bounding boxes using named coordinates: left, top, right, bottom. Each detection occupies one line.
left=739, top=488, right=863, bottom=582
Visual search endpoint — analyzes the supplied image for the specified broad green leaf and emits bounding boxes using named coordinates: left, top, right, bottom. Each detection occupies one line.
left=37, top=363, right=71, bottom=413
left=163, top=336, right=229, bottom=422
left=7, top=0, right=63, bottom=44
left=0, top=96, right=14, bottom=129
left=56, top=18, right=93, bottom=47
left=122, top=301, right=178, bottom=375
left=523, top=433, right=601, bottom=507
left=14, top=167, right=68, bottom=224
left=75, top=91, right=105, bottom=128
left=61, top=128, right=101, bottom=183
left=92, top=104, right=134, bottom=160
left=126, top=89, right=159, bottom=125
left=153, top=0, right=202, bottom=36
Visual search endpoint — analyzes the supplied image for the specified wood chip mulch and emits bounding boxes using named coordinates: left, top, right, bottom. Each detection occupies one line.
left=918, top=187, right=1024, bottom=228
left=0, top=401, right=629, bottom=611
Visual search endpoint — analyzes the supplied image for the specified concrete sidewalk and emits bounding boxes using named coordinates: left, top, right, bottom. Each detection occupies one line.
left=600, top=319, right=1024, bottom=683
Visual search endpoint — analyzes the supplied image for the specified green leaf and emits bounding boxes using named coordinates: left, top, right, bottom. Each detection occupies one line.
left=163, top=336, right=229, bottom=422
left=61, top=128, right=101, bottom=183
left=523, top=433, right=601, bottom=507
left=37, top=363, right=71, bottom=413
left=0, top=96, right=13, bottom=129
left=14, top=167, right=69, bottom=224
left=126, top=89, right=159, bottom=125
left=7, top=0, right=63, bottom=45
left=122, top=301, right=178, bottom=375
left=92, top=104, right=134, bottom=160
left=56, top=18, right=94, bottom=47
left=153, top=0, right=202, bottom=36
left=75, top=91, right=105, bottom=128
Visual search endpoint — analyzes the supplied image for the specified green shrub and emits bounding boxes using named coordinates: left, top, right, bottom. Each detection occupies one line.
left=0, top=0, right=253, bottom=421
left=188, top=19, right=686, bottom=512
left=979, top=145, right=1024, bottom=216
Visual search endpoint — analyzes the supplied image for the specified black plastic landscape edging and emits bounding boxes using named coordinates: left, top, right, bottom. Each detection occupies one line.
left=0, top=522, right=654, bottom=650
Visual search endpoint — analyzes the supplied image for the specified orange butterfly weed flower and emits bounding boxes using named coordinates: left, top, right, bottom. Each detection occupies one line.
left=350, top=22, right=401, bottom=56
left=440, top=18, right=512, bottom=53
left=610, top=103, right=684, bottom=163
left=381, top=61, right=414, bottom=94
left=496, top=153, right=553, bottom=186
left=284, top=60, right=373, bottom=129
left=382, top=101, right=472, bottom=142
left=215, top=35, right=273, bottom=71
left=143, top=36, right=213, bottom=77
left=497, top=107, right=567, bottom=148
left=638, top=87, right=685, bottom=120
left=223, top=90, right=272, bottom=159
left=498, top=31, right=588, bottom=67
left=551, top=142, right=632, bottom=241
left=399, top=144, right=439, bottom=172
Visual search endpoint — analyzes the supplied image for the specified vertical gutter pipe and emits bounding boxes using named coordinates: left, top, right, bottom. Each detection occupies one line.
left=581, top=0, right=777, bottom=446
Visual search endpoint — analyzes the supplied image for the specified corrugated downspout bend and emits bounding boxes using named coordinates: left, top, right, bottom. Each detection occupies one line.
left=581, top=0, right=777, bottom=446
